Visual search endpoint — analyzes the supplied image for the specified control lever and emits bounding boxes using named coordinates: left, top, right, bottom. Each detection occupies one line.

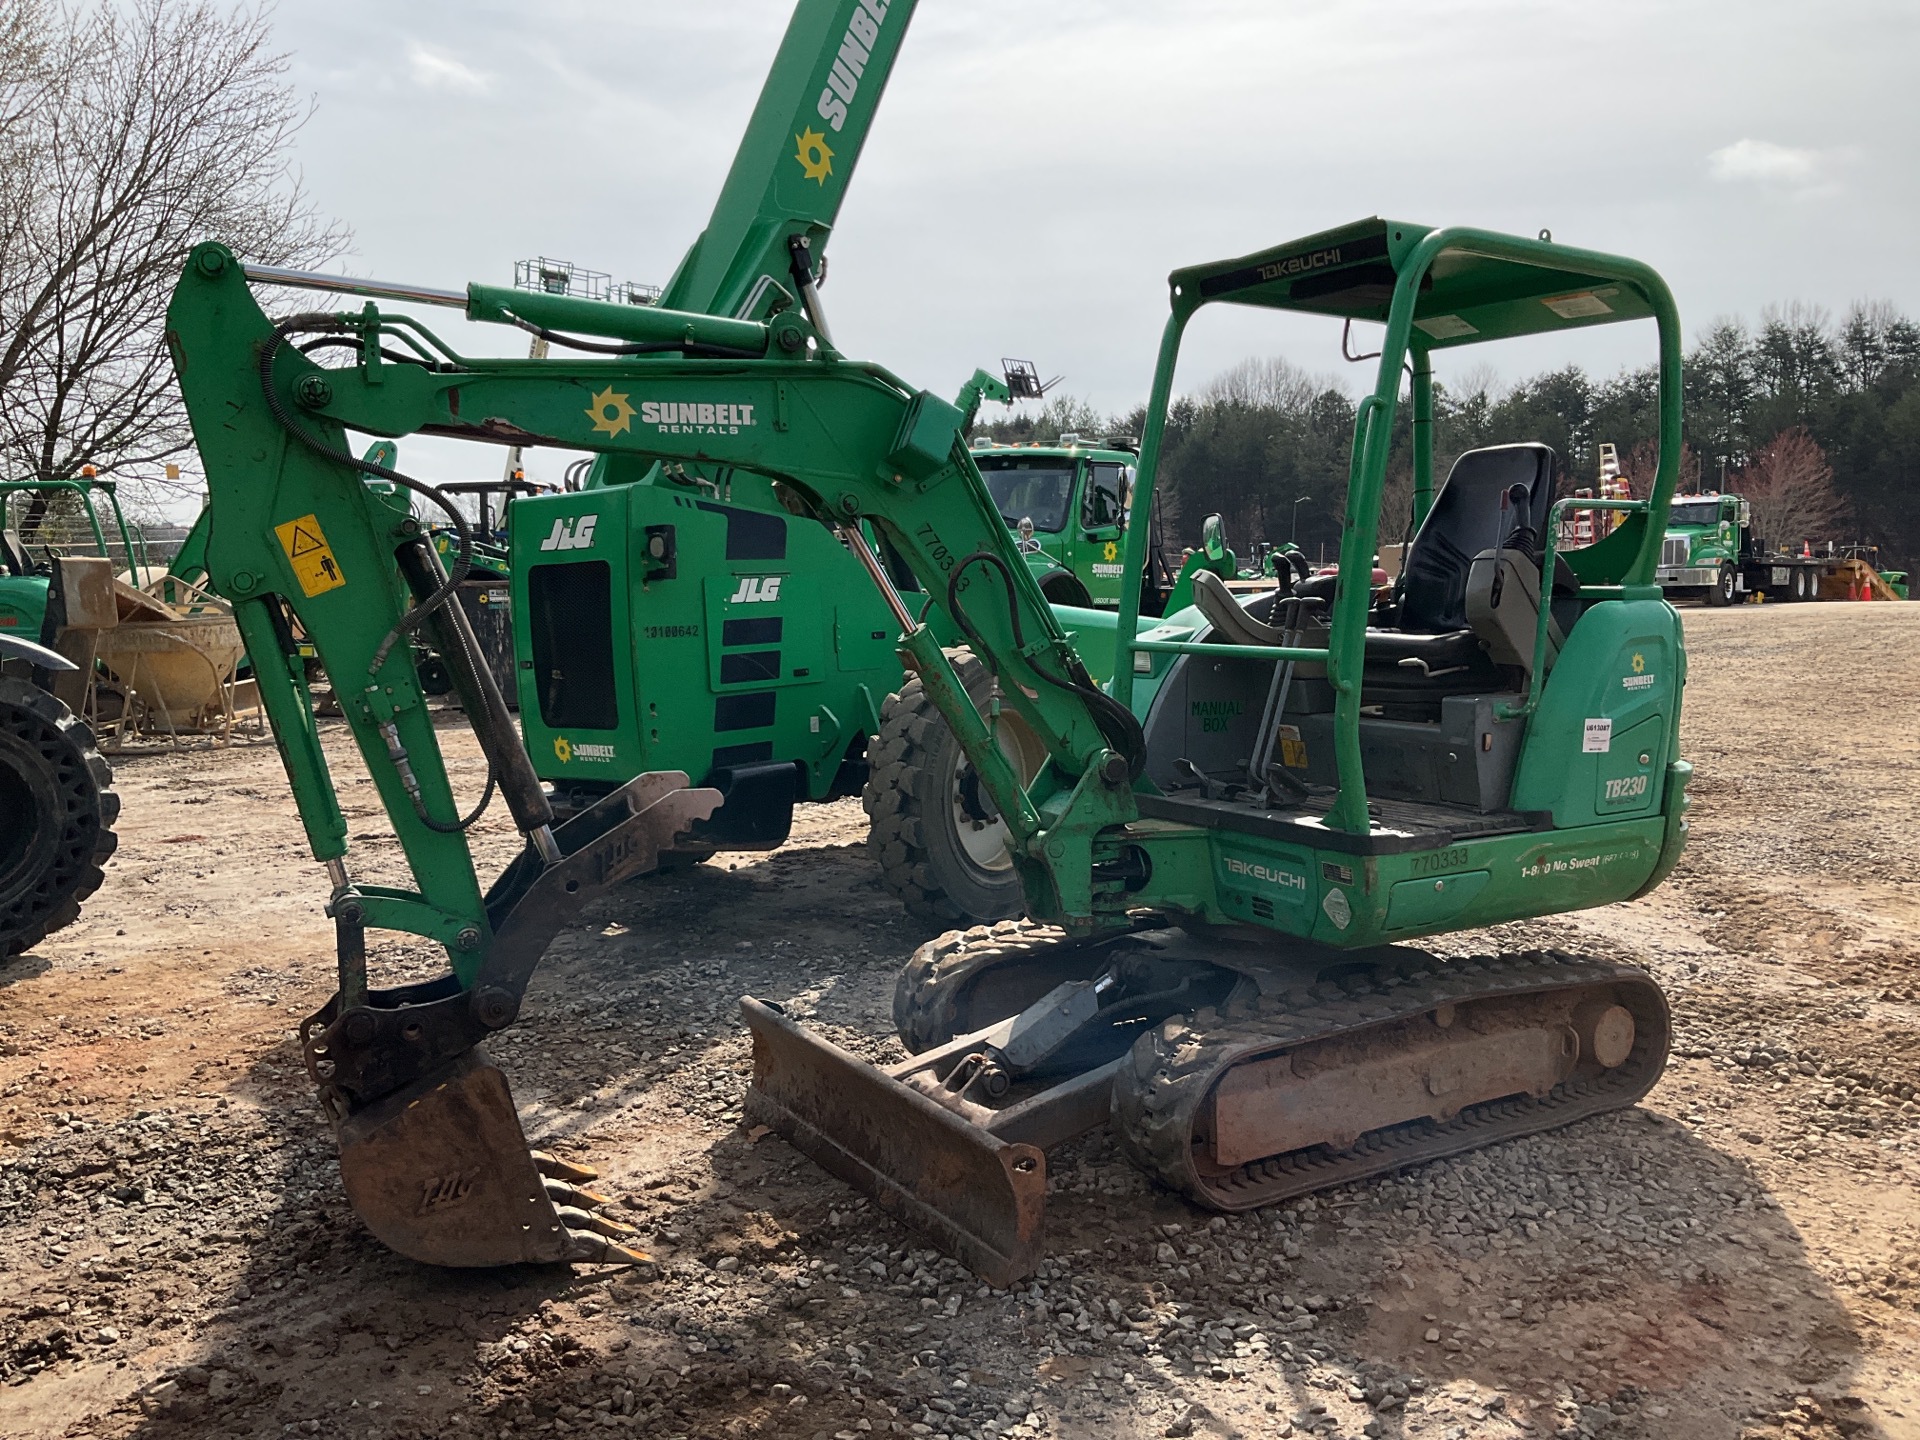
left=1397, top=656, right=1470, bottom=679
left=1174, top=758, right=1236, bottom=801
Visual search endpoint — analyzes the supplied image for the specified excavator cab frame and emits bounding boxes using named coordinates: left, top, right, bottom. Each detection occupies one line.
left=1114, top=218, right=1684, bottom=834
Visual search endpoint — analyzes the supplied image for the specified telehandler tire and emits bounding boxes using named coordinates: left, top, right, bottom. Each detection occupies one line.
left=864, top=649, right=1048, bottom=928
left=0, top=677, right=118, bottom=958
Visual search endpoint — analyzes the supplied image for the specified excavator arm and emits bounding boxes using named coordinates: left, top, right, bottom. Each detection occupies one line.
left=172, top=244, right=1139, bottom=896
left=164, top=241, right=1144, bottom=1264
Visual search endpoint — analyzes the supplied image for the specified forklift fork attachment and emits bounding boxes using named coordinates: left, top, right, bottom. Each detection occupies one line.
left=741, top=997, right=1045, bottom=1288
left=336, top=1048, right=645, bottom=1267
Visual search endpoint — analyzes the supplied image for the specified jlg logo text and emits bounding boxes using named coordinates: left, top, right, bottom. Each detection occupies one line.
left=730, top=576, right=784, bottom=604
left=539, top=516, right=598, bottom=552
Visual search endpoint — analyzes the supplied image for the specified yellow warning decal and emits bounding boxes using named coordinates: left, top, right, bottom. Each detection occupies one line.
left=1277, top=724, right=1308, bottom=770
left=274, top=513, right=346, bottom=597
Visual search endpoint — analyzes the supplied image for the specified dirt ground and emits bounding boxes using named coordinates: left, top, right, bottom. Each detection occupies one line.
left=3, top=602, right=1918, bottom=1440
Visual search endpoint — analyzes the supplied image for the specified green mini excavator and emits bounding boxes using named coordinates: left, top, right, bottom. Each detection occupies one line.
left=165, top=212, right=1691, bottom=1279
left=163, top=0, right=1690, bottom=1279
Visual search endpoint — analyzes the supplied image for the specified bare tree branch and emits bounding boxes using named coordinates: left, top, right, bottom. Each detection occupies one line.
left=0, top=0, right=349, bottom=504
left=1733, top=427, right=1849, bottom=552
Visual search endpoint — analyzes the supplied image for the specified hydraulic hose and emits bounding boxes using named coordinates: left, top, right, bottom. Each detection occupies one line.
left=258, top=314, right=475, bottom=680
left=259, top=314, right=498, bottom=834
left=946, top=549, right=1146, bottom=782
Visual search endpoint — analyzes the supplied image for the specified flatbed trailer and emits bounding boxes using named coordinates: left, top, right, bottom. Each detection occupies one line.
left=1654, top=493, right=1907, bottom=604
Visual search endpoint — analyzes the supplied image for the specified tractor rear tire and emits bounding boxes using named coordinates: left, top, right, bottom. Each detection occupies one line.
left=864, top=649, right=1047, bottom=928
left=0, top=677, right=118, bottom=959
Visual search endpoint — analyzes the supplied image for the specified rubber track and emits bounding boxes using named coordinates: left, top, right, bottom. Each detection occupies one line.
left=892, top=920, right=1075, bottom=1054
left=0, top=677, right=118, bottom=958
left=1111, top=949, right=1670, bottom=1211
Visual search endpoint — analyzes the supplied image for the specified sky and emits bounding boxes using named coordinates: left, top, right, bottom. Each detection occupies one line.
left=268, top=0, right=1920, bottom=490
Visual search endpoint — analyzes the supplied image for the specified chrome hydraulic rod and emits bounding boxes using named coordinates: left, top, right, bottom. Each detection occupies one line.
left=242, top=263, right=467, bottom=309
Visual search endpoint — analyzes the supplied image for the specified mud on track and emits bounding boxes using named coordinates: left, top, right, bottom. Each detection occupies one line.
left=3, top=603, right=1918, bottom=1440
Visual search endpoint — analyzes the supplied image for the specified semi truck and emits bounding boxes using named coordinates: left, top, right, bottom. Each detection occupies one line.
left=1653, top=492, right=1901, bottom=604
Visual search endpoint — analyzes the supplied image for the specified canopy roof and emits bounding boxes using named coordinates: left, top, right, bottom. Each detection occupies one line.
left=1168, top=218, right=1660, bottom=349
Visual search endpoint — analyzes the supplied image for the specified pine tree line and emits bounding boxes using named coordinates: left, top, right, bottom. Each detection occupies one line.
left=979, top=302, right=1920, bottom=566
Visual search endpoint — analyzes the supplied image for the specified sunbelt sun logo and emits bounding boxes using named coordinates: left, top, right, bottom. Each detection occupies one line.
left=539, top=515, right=598, bottom=553
left=553, top=736, right=615, bottom=764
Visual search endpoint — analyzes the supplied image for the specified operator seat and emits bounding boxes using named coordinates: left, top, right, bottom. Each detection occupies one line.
left=1186, top=444, right=1562, bottom=695
left=1359, top=443, right=1558, bottom=689
left=1398, top=443, right=1556, bottom=633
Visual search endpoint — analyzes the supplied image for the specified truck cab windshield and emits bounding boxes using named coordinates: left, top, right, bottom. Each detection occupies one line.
left=977, top=457, right=1076, bottom=533
left=1669, top=501, right=1723, bottom=526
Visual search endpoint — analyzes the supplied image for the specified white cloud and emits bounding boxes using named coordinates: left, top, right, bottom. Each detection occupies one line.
left=1708, top=138, right=1820, bottom=186
left=405, top=43, right=491, bottom=95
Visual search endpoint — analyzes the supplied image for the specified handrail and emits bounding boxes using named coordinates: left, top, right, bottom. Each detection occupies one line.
left=1496, top=497, right=1651, bottom=721
left=1110, top=307, right=1192, bottom=709
left=1131, top=638, right=1330, bottom=662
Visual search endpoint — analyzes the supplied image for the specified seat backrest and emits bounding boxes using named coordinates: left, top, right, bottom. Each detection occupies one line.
left=1399, top=443, right=1556, bottom=633
left=0, top=529, right=30, bottom=578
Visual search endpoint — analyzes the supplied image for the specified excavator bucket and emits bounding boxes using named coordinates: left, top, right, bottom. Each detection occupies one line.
left=334, top=1049, right=644, bottom=1267
left=303, top=774, right=722, bottom=1269
left=741, top=998, right=1046, bottom=1288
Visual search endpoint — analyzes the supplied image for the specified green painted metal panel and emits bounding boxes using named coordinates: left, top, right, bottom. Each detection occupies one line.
left=1385, top=869, right=1491, bottom=931
left=661, top=0, right=919, bottom=321
left=1509, top=599, right=1681, bottom=828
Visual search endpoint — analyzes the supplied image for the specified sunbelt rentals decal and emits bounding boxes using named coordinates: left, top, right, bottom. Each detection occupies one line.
left=585, top=387, right=758, bottom=439
left=1620, top=650, right=1656, bottom=691
left=795, top=0, right=895, bottom=182
left=553, top=736, right=615, bottom=764
left=813, top=0, right=891, bottom=134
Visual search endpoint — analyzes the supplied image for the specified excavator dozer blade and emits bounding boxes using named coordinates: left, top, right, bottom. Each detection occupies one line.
left=336, top=1048, right=644, bottom=1268
left=740, top=997, right=1045, bottom=1288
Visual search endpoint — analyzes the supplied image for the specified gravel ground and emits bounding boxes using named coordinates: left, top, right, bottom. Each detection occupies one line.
left=2, top=602, right=1918, bottom=1440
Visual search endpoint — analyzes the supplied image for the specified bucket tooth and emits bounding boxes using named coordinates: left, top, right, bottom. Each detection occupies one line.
left=542, top=1177, right=613, bottom=1209
left=333, top=1048, right=640, bottom=1268
left=531, top=1151, right=600, bottom=1184
left=740, top=996, right=1046, bottom=1288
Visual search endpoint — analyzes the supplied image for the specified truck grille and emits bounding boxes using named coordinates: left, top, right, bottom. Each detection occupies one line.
left=1661, top=535, right=1690, bottom=568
